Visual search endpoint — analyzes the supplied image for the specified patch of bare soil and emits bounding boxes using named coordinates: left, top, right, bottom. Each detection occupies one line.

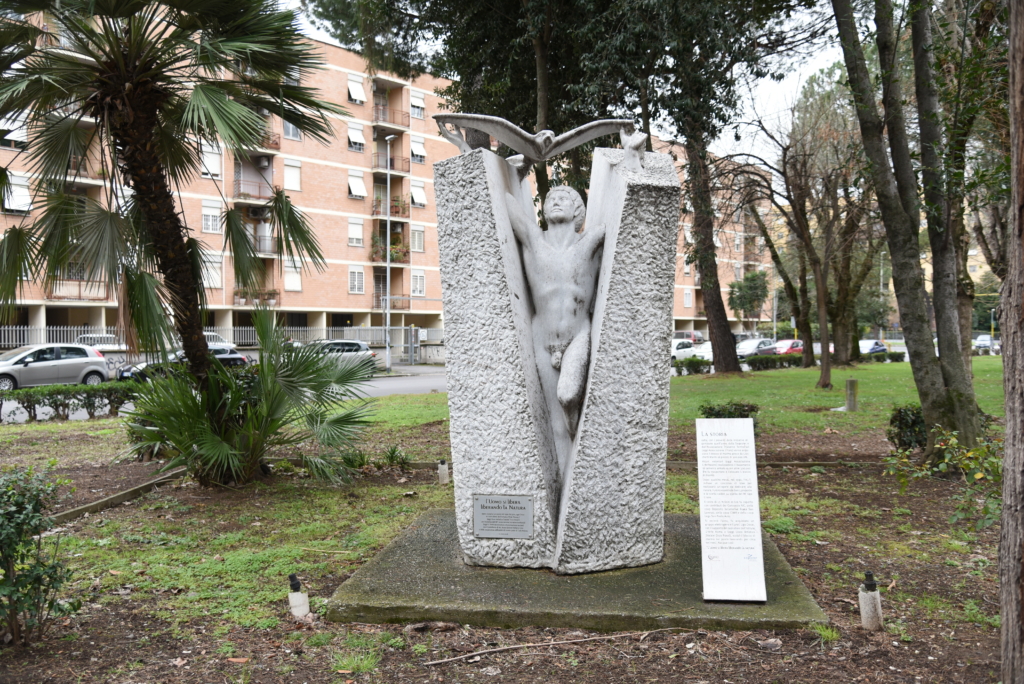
left=670, top=426, right=892, bottom=463
left=0, top=466, right=1001, bottom=683
left=50, top=462, right=168, bottom=512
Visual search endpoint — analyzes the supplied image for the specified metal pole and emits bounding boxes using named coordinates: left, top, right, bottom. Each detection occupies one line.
left=385, top=136, right=393, bottom=373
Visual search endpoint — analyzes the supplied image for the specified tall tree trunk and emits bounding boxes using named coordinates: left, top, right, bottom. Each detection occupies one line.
left=685, top=140, right=740, bottom=373
left=831, top=0, right=965, bottom=451
left=1000, top=2, right=1024, bottom=678
left=808, top=256, right=832, bottom=389
left=798, top=250, right=815, bottom=368
left=531, top=14, right=552, bottom=203
left=832, top=312, right=852, bottom=365
left=112, top=106, right=210, bottom=380
left=956, top=212, right=976, bottom=377
left=912, top=1, right=979, bottom=446
left=639, top=81, right=653, bottom=153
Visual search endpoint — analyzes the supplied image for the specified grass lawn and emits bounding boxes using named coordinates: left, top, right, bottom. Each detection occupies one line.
left=0, top=358, right=1007, bottom=682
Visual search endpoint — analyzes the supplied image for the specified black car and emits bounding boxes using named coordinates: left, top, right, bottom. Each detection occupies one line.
left=117, top=347, right=247, bottom=381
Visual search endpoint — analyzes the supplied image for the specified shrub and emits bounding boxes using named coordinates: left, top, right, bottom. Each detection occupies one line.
left=10, top=386, right=45, bottom=422
left=746, top=355, right=786, bottom=371
left=681, top=357, right=712, bottom=375
left=125, top=312, right=375, bottom=486
left=762, top=517, right=797, bottom=534
left=883, top=428, right=1003, bottom=530
left=341, top=449, right=373, bottom=470
left=378, top=445, right=410, bottom=469
left=0, top=463, right=81, bottom=646
left=872, top=352, right=887, bottom=363
left=41, top=386, right=78, bottom=421
left=698, top=401, right=760, bottom=419
left=886, top=404, right=928, bottom=450
left=887, top=351, right=906, bottom=362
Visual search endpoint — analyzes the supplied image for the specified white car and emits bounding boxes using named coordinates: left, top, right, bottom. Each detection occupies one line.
left=204, top=332, right=237, bottom=349
left=671, top=339, right=699, bottom=362
left=74, top=334, right=123, bottom=352
left=0, top=344, right=109, bottom=390
left=315, top=340, right=381, bottom=369
left=692, top=341, right=714, bottom=362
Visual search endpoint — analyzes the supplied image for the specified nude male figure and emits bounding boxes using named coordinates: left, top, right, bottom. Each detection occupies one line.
left=506, top=186, right=605, bottom=478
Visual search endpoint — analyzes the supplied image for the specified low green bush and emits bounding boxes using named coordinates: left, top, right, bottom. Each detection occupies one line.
left=887, top=351, right=906, bottom=362
left=886, top=403, right=928, bottom=450
left=0, top=463, right=81, bottom=645
left=872, top=352, right=887, bottom=363
left=681, top=357, right=712, bottom=375
left=1, top=383, right=137, bottom=422
left=698, top=401, right=759, bottom=422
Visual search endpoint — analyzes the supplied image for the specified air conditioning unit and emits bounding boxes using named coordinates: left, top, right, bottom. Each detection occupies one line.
left=256, top=107, right=271, bottom=117
left=248, top=207, right=268, bottom=219
left=256, top=156, right=270, bottom=169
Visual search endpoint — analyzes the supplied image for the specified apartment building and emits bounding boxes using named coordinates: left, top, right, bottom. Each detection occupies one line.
left=0, top=39, right=459, bottom=345
left=652, top=140, right=775, bottom=337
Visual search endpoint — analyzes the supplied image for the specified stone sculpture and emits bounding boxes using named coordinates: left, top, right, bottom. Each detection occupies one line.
left=433, top=114, right=681, bottom=574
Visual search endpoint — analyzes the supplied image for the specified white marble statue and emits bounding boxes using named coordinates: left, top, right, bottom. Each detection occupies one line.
left=505, top=186, right=604, bottom=477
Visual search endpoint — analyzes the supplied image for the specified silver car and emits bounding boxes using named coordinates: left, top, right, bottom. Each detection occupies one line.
left=315, top=340, right=381, bottom=369
left=0, top=344, right=109, bottom=390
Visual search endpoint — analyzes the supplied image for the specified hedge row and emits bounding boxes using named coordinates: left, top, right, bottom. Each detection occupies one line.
left=0, top=384, right=136, bottom=421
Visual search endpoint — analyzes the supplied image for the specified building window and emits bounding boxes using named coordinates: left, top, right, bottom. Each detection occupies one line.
left=347, top=75, right=367, bottom=104
left=348, top=218, right=364, bottom=247
left=734, top=234, right=742, bottom=250
left=411, top=269, right=425, bottom=296
left=348, top=267, right=365, bottom=294
left=201, top=200, right=222, bottom=233
left=683, top=261, right=690, bottom=276
left=684, top=290, right=693, bottom=308
left=410, top=93, right=425, bottom=119
left=284, top=257, right=302, bottom=291
left=201, top=142, right=221, bottom=179
left=2, top=175, right=32, bottom=214
left=283, top=120, right=301, bottom=141
left=410, top=137, right=427, bottom=164
left=0, top=112, right=27, bottom=150
left=202, top=255, right=222, bottom=289
left=411, top=225, right=424, bottom=252
left=734, top=264, right=742, bottom=281
left=283, top=159, right=301, bottom=191
left=410, top=183, right=427, bottom=208
left=347, top=124, right=365, bottom=152
left=348, top=172, right=367, bottom=199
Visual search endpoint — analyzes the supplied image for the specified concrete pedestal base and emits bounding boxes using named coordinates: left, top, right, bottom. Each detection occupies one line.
left=326, top=510, right=826, bottom=632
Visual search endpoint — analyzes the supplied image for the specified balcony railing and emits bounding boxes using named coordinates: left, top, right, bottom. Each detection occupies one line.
left=234, top=179, right=275, bottom=201
left=372, top=154, right=411, bottom=173
left=372, top=106, right=410, bottom=128
left=372, top=293, right=411, bottom=310
left=46, top=279, right=109, bottom=301
left=371, top=197, right=410, bottom=218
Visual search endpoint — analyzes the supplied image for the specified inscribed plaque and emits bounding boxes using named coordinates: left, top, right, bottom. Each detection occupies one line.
left=473, top=495, right=534, bottom=539
left=696, top=418, right=767, bottom=602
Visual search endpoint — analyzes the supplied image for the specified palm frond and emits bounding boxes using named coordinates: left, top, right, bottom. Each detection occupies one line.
left=223, top=207, right=264, bottom=292
left=118, top=268, right=174, bottom=356
left=0, top=225, right=35, bottom=322
left=268, top=188, right=326, bottom=269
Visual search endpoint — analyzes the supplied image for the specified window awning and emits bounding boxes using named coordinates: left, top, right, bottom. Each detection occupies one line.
left=348, top=81, right=367, bottom=102
left=0, top=113, right=27, bottom=142
left=410, top=186, right=428, bottom=206
left=410, top=140, right=427, bottom=157
left=410, top=93, right=425, bottom=107
left=347, top=127, right=366, bottom=145
left=348, top=176, right=368, bottom=197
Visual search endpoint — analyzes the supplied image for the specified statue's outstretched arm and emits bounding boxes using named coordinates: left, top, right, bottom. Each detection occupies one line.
left=504, top=192, right=536, bottom=246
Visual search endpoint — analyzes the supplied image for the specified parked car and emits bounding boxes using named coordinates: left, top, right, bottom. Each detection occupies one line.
left=692, top=341, right=714, bottom=362
left=0, top=344, right=108, bottom=390
left=735, top=338, right=777, bottom=361
left=204, top=332, right=236, bottom=349
left=672, top=330, right=705, bottom=345
left=75, top=333, right=122, bottom=352
left=859, top=339, right=887, bottom=355
left=671, top=338, right=699, bottom=362
left=775, top=339, right=804, bottom=355
left=973, top=334, right=1000, bottom=353
left=314, top=340, right=381, bottom=368
left=117, top=347, right=247, bottom=382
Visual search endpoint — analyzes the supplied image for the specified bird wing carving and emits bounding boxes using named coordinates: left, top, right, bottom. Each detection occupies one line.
left=434, top=114, right=635, bottom=164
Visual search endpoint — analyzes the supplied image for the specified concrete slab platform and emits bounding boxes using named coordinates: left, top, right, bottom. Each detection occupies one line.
left=326, top=510, right=826, bottom=631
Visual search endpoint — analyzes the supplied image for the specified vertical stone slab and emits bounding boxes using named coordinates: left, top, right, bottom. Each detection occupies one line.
left=434, top=149, right=559, bottom=568
left=554, top=149, right=681, bottom=574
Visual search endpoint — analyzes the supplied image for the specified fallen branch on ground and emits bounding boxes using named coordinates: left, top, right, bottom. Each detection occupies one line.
left=422, top=628, right=689, bottom=666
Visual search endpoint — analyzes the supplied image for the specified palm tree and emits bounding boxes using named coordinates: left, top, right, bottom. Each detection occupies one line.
left=0, top=0, right=342, bottom=379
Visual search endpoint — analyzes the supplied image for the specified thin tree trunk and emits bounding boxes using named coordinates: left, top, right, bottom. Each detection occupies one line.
left=112, top=108, right=211, bottom=380
left=685, top=140, right=740, bottom=373
left=530, top=11, right=552, bottom=203
left=798, top=250, right=815, bottom=368
left=912, top=0, right=979, bottom=446
left=809, top=258, right=832, bottom=389
left=1000, top=1, right=1024, bottom=678
left=639, top=81, right=653, bottom=153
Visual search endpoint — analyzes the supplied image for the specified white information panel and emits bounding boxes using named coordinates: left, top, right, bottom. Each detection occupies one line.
left=473, top=495, right=534, bottom=539
left=696, top=418, right=767, bottom=602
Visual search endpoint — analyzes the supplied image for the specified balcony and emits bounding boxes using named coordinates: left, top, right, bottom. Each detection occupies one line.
left=372, top=105, right=410, bottom=129
left=261, top=132, right=281, bottom=150
left=234, top=179, right=275, bottom=203
left=372, top=197, right=410, bottom=218
left=372, top=293, right=411, bottom=310
left=233, top=289, right=280, bottom=306
left=47, top=279, right=108, bottom=301
left=66, top=156, right=106, bottom=186
left=372, top=153, right=411, bottom=173
left=370, top=236, right=409, bottom=264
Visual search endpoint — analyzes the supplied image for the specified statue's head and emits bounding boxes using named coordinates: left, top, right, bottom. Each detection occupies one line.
left=543, top=186, right=586, bottom=233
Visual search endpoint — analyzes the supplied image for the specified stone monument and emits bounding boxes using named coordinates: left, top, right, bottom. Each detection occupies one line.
left=433, top=114, right=681, bottom=574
